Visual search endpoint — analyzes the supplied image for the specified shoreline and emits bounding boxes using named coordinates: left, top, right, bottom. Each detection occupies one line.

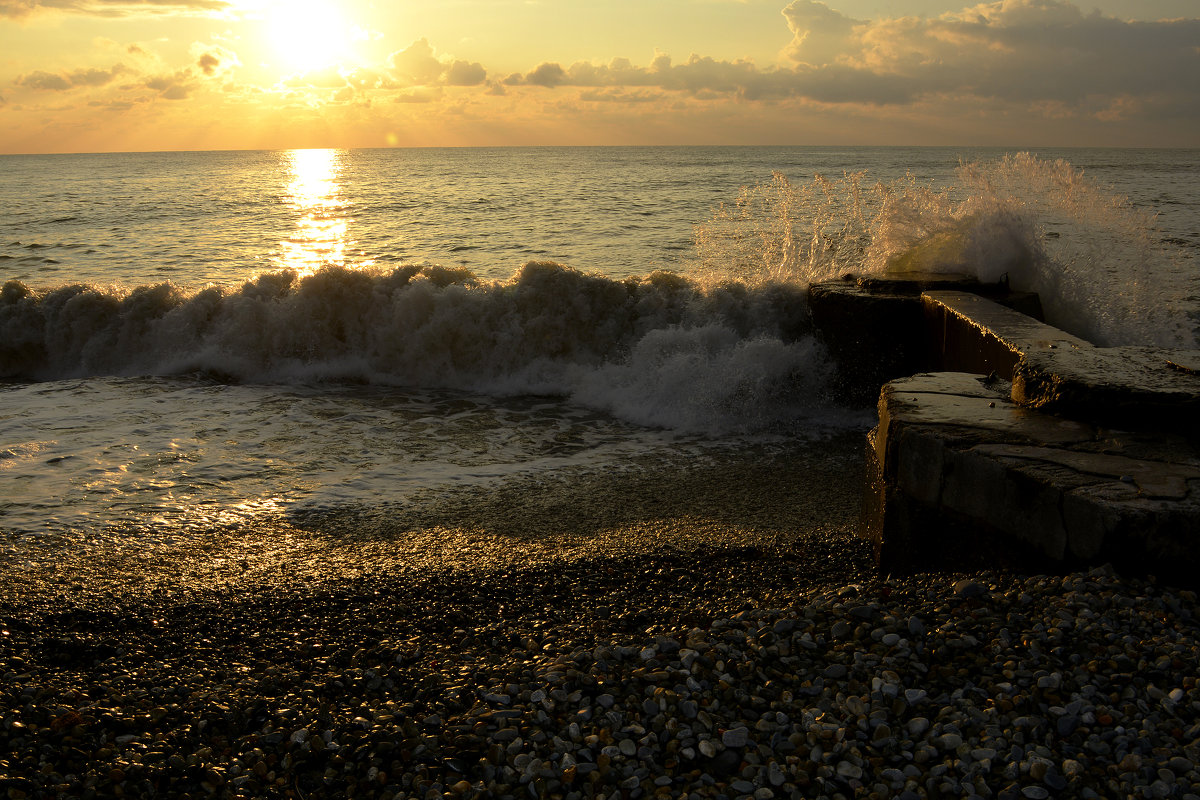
left=4, top=438, right=1200, bottom=799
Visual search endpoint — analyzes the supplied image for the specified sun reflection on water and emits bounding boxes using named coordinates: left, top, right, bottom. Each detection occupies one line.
left=278, top=148, right=361, bottom=276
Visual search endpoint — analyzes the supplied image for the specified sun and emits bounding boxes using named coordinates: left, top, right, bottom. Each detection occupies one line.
left=264, top=0, right=360, bottom=73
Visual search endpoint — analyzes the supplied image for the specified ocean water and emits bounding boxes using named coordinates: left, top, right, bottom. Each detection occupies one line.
left=1, top=146, right=1197, bottom=556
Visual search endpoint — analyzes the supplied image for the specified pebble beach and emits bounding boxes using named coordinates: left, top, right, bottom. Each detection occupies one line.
left=3, top=440, right=1200, bottom=800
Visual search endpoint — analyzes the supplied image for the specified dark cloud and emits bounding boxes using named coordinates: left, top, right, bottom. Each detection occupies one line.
left=1, top=0, right=228, bottom=18
left=144, top=69, right=194, bottom=99
left=190, top=44, right=238, bottom=79
left=444, top=59, right=487, bottom=87
left=780, top=0, right=1200, bottom=111
left=524, top=62, right=566, bottom=88
left=497, top=0, right=1198, bottom=120
left=87, top=98, right=135, bottom=111
left=15, top=70, right=72, bottom=90
left=197, top=53, right=219, bottom=76
left=15, top=64, right=127, bottom=91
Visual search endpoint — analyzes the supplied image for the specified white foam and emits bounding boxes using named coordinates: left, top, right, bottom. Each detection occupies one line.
left=569, top=325, right=833, bottom=435
left=689, top=154, right=1198, bottom=348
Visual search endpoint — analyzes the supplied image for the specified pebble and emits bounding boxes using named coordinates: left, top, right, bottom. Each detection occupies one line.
left=4, top=555, right=1200, bottom=800
left=721, top=726, right=749, bottom=748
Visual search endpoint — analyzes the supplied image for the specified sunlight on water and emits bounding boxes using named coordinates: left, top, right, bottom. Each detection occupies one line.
left=277, top=148, right=360, bottom=276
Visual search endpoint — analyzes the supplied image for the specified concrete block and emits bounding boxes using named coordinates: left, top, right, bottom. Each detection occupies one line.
left=1013, top=346, right=1200, bottom=431
left=857, top=276, right=1199, bottom=582
left=878, top=373, right=1092, bottom=447
left=866, top=371, right=1200, bottom=581
left=894, top=426, right=944, bottom=507
left=809, top=276, right=1053, bottom=407
left=1062, top=488, right=1126, bottom=560
left=922, top=290, right=1091, bottom=380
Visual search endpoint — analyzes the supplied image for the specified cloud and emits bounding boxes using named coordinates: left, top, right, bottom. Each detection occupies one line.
left=394, top=87, right=441, bottom=104
left=15, top=70, right=72, bottom=90
left=144, top=69, right=195, bottom=99
left=1, top=0, right=227, bottom=18
left=15, top=63, right=128, bottom=90
left=496, top=0, right=1198, bottom=119
left=779, top=0, right=1200, bottom=109
left=190, top=43, right=239, bottom=78
left=781, top=0, right=861, bottom=66
left=523, top=62, right=566, bottom=88
left=388, top=38, right=487, bottom=87
left=579, top=88, right=664, bottom=104
left=345, top=69, right=389, bottom=91
left=444, top=59, right=487, bottom=87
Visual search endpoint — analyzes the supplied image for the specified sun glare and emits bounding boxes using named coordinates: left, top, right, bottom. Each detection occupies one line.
left=265, top=0, right=359, bottom=73
left=278, top=149, right=354, bottom=276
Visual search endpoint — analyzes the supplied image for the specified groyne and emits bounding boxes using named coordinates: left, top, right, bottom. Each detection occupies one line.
left=809, top=274, right=1200, bottom=583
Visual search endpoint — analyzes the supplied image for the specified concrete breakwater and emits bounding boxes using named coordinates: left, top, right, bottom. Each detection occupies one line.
left=808, top=274, right=1200, bottom=583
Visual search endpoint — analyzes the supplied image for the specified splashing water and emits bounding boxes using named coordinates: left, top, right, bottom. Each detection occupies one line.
left=690, top=153, right=1197, bottom=348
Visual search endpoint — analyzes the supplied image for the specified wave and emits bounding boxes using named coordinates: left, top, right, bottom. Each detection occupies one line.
left=3, top=154, right=1192, bottom=433
left=0, top=262, right=832, bottom=434
left=690, top=153, right=1197, bottom=349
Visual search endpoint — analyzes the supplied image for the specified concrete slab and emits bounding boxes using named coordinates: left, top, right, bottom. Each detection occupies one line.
left=922, top=290, right=1092, bottom=380
left=866, top=372, right=1200, bottom=582
left=880, top=383, right=1094, bottom=446
left=1013, top=345, right=1200, bottom=429
left=918, top=291, right=1200, bottom=434
left=808, top=276, right=1045, bottom=406
left=1169, top=352, right=1200, bottom=375
left=972, top=444, right=1200, bottom=500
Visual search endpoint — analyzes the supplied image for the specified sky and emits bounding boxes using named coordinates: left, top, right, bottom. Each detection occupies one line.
left=0, top=0, right=1197, bottom=153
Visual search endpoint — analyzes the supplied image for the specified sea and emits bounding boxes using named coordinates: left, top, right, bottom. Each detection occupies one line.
left=1, top=146, right=1197, bottom=573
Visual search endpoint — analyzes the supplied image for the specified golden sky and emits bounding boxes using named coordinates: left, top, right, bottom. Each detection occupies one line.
left=1, top=0, right=1197, bottom=153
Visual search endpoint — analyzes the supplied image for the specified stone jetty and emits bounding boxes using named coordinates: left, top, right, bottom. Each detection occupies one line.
left=809, top=274, right=1200, bottom=583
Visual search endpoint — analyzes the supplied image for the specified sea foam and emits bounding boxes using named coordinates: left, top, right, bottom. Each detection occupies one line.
left=690, top=153, right=1197, bottom=349
left=3, top=154, right=1193, bottom=436
left=0, top=261, right=833, bottom=434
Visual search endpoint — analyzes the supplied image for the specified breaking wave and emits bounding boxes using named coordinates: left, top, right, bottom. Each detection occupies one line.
left=691, top=152, right=1197, bottom=349
left=0, top=262, right=833, bottom=434
left=3, top=153, right=1193, bottom=434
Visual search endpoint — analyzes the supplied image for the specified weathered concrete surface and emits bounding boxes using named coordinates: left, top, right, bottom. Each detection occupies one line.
left=867, top=372, right=1200, bottom=581
left=922, top=290, right=1090, bottom=381
left=920, top=290, right=1200, bottom=434
left=1014, top=345, right=1200, bottom=430
left=808, top=274, right=1042, bottom=405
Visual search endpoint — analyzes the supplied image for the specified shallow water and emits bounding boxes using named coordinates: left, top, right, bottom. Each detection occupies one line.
left=1, top=146, right=1196, bottom=544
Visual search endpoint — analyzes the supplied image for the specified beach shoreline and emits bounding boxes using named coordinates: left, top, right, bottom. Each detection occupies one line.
left=4, top=435, right=1200, bottom=799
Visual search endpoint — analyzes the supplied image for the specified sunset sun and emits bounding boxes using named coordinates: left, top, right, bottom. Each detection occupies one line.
left=264, top=0, right=360, bottom=73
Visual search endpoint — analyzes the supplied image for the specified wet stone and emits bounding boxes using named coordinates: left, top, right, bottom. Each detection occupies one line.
left=5, top=516, right=1200, bottom=800
left=722, top=727, right=749, bottom=749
